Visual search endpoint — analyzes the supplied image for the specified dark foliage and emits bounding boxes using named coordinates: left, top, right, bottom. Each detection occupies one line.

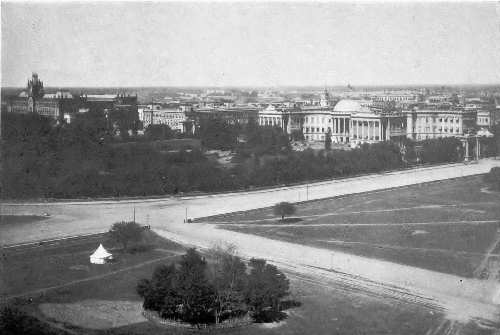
left=419, top=137, right=463, bottom=164
left=0, top=306, right=63, bottom=335
left=144, top=124, right=175, bottom=140
left=245, top=258, right=290, bottom=315
left=137, top=250, right=292, bottom=325
left=108, top=221, right=144, bottom=251
left=2, top=112, right=472, bottom=199
left=273, top=202, right=296, bottom=220
left=484, top=167, right=500, bottom=191
left=252, top=310, right=287, bottom=323
left=198, top=118, right=239, bottom=150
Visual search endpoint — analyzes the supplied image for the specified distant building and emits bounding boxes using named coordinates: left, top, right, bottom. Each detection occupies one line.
left=405, top=108, right=476, bottom=141
left=143, top=106, right=193, bottom=133
left=190, top=106, right=259, bottom=127
left=5, top=73, right=78, bottom=120
left=372, top=93, right=418, bottom=103
left=477, top=110, right=492, bottom=128
left=258, top=97, right=406, bottom=146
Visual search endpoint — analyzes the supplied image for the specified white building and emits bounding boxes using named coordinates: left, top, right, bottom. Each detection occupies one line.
left=405, top=109, right=476, bottom=141
left=477, top=110, right=492, bottom=128
left=143, top=106, right=188, bottom=133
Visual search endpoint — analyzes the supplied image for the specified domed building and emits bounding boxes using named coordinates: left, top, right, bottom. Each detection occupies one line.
left=257, top=95, right=408, bottom=147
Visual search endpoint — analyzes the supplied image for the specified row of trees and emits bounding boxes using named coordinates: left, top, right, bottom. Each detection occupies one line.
left=137, top=248, right=291, bottom=326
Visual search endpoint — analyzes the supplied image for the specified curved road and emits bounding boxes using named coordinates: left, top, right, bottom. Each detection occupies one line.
left=2, top=159, right=500, bottom=326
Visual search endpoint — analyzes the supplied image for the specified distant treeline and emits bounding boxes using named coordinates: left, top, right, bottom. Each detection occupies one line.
left=1, top=112, right=495, bottom=199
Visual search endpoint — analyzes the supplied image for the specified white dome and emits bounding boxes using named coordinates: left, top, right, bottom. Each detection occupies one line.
left=333, top=99, right=362, bottom=113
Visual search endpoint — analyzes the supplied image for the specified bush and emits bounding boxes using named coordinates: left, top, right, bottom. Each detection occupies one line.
left=252, top=310, right=287, bottom=323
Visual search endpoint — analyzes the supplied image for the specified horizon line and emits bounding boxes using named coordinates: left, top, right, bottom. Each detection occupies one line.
left=2, top=83, right=500, bottom=90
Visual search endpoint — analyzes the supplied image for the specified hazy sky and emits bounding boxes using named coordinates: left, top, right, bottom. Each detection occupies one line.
left=2, top=1, right=500, bottom=87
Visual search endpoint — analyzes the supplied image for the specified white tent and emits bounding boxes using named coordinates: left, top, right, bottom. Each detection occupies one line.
left=90, top=244, right=113, bottom=264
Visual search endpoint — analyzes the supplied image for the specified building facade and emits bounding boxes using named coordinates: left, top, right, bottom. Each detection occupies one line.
left=143, top=106, right=192, bottom=133
left=405, top=109, right=476, bottom=141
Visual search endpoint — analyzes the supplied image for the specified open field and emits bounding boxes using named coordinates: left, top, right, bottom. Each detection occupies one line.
left=2, top=232, right=451, bottom=335
left=1, top=231, right=185, bottom=299
left=200, top=175, right=500, bottom=278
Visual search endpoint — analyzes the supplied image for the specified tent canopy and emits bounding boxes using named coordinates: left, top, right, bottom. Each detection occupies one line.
left=90, top=244, right=112, bottom=264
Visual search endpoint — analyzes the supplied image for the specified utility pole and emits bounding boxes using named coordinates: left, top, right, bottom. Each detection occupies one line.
left=133, top=207, right=136, bottom=223
left=185, top=207, right=188, bottom=223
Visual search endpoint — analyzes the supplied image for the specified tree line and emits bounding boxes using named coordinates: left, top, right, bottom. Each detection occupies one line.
left=2, top=112, right=492, bottom=199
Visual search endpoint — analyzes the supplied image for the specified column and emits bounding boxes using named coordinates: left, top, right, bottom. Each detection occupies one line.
left=387, top=118, right=391, bottom=140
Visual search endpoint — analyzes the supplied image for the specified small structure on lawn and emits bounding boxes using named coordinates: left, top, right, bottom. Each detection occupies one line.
left=90, top=244, right=113, bottom=264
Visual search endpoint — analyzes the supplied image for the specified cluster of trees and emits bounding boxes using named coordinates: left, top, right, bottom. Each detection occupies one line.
left=484, top=167, right=500, bottom=191
left=1, top=113, right=229, bottom=198
left=137, top=248, right=291, bottom=326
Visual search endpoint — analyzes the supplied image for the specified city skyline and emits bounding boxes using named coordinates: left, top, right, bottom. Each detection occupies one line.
left=2, top=1, right=500, bottom=87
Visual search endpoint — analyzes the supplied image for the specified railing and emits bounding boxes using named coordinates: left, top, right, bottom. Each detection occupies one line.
left=142, top=309, right=253, bottom=331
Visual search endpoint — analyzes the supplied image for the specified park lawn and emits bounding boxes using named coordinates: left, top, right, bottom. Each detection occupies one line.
left=207, top=175, right=500, bottom=277
left=2, top=231, right=185, bottom=298
left=200, top=175, right=500, bottom=224
left=4, top=229, right=494, bottom=335
left=0, top=214, right=48, bottom=225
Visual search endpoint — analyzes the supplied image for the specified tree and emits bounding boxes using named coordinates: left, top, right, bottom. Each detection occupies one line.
left=145, top=124, right=175, bottom=140
left=198, top=118, right=238, bottom=150
left=290, top=129, right=304, bottom=141
left=324, top=129, right=332, bottom=150
left=208, top=245, right=248, bottom=324
left=273, top=202, right=296, bottom=220
left=245, top=258, right=290, bottom=317
left=175, top=248, right=216, bottom=325
left=108, top=221, right=144, bottom=251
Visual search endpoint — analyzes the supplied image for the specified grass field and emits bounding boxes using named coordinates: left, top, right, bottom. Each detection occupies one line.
left=0, top=214, right=48, bottom=226
left=200, top=175, right=500, bottom=278
left=2, top=227, right=454, bottom=335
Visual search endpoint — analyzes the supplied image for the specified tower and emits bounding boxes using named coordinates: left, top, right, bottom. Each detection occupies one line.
left=27, top=73, right=44, bottom=113
left=320, top=86, right=330, bottom=107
